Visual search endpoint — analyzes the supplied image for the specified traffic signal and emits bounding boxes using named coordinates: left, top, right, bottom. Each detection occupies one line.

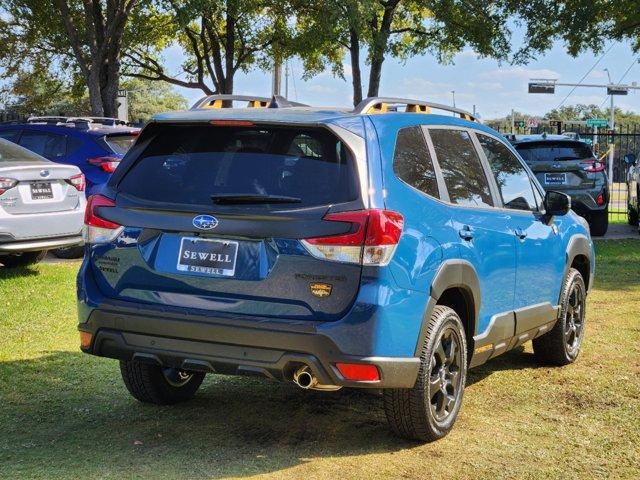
left=607, top=129, right=614, bottom=145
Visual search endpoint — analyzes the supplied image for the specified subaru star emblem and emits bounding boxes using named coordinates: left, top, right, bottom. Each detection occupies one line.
left=40, top=169, right=50, bottom=177
left=192, top=214, right=218, bottom=230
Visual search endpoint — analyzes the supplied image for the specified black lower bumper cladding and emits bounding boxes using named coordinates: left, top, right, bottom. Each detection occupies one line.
left=80, top=306, right=420, bottom=389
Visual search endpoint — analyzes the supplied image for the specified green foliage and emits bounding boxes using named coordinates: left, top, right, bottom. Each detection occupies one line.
left=125, top=0, right=292, bottom=94
left=504, top=0, right=640, bottom=60
left=122, top=79, right=188, bottom=122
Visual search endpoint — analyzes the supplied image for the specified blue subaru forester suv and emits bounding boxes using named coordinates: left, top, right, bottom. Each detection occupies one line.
left=77, top=95, right=595, bottom=441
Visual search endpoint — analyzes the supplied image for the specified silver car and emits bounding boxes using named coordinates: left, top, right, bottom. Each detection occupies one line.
left=0, top=138, right=85, bottom=267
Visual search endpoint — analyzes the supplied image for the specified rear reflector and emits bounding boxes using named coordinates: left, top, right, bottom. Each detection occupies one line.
left=335, top=363, right=380, bottom=382
left=596, top=193, right=605, bottom=205
left=79, top=331, right=93, bottom=350
left=301, top=209, right=404, bottom=266
left=84, top=195, right=123, bottom=244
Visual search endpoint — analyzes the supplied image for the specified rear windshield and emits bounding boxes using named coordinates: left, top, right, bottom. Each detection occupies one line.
left=117, top=125, right=358, bottom=208
left=0, top=138, right=45, bottom=162
left=515, top=141, right=593, bottom=162
left=104, top=134, right=138, bottom=155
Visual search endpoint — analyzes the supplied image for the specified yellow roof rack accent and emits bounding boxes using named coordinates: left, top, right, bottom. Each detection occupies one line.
left=354, top=97, right=477, bottom=122
left=367, top=102, right=389, bottom=114
left=191, top=95, right=308, bottom=110
left=406, top=104, right=431, bottom=113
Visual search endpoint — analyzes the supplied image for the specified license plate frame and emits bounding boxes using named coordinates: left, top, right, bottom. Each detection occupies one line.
left=30, top=182, right=53, bottom=200
left=176, top=237, right=238, bottom=277
left=544, top=173, right=567, bottom=185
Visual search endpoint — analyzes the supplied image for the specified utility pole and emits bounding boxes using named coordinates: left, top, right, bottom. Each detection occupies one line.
left=284, top=61, right=289, bottom=99
left=272, top=61, right=282, bottom=96
left=528, top=77, right=640, bottom=192
left=604, top=69, right=615, bottom=186
left=511, top=109, right=515, bottom=135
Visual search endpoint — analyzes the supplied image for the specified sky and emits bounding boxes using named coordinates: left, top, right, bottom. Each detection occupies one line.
left=163, top=39, right=640, bottom=120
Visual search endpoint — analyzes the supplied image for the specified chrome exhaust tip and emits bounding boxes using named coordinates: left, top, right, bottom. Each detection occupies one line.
left=293, top=366, right=316, bottom=389
left=292, top=365, right=341, bottom=391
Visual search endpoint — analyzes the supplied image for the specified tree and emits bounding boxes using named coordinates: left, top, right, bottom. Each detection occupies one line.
left=122, top=78, right=188, bottom=122
left=124, top=0, right=290, bottom=96
left=0, top=1, right=163, bottom=117
left=503, top=0, right=640, bottom=59
left=293, top=0, right=520, bottom=106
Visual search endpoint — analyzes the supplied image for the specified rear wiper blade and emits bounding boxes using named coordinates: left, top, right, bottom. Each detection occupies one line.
left=210, top=193, right=302, bottom=204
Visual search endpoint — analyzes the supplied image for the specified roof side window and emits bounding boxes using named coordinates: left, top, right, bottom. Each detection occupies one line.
left=392, top=126, right=439, bottom=199
left=428, top=129, right=493, bottom=208
left=478, top=134, right=539, bottom=212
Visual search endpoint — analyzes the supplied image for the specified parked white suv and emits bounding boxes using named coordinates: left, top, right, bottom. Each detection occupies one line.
left=0, top=138, right=85, bottom=267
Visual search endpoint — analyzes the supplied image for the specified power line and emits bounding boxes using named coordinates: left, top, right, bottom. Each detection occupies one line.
left=557, top=43, right=614, bottom=109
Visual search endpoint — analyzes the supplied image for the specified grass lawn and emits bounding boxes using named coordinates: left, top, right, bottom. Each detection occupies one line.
left=1, top=241, right=639, bottom=479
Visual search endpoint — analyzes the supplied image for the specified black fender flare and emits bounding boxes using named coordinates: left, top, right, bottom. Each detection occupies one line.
left=414, top=260, right=481, bottom=356
left=564, top=234, right=593, bottom=294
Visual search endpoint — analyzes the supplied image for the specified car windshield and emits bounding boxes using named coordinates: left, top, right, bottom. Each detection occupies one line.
left=104, top=134, right=138, bottom=155
left=0, top=138, right=45, bottom=162
left=515, top=141, right=594, bottom=162
left=117, top=124, right=358, bottom=208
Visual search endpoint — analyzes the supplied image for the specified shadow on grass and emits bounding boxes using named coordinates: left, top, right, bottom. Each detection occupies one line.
left=0, top=265, right=40, bottom=279
left=0, top=351, right=406, bottom=479
left=0, top=345, right=547, bottom=479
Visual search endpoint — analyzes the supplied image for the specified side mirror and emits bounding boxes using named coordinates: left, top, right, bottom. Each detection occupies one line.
left=624, top=153, right=636, bottom=166
left=544, top=190, right=571, bottom=216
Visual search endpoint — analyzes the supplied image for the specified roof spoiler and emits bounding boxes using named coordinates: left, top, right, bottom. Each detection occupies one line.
left=191, top=94, right=309, bottom=110
left=352, top=97, right=478, bottom=122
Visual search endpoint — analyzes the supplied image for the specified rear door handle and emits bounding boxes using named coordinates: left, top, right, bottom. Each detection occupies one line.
left=458, top=225, right=474, bottom=241
left=514, top=228, right=527, bottom=240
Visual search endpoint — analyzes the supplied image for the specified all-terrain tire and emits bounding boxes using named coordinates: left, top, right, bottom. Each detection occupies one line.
left=383, top=305, right=467, bottom=442
left=589, top=209, right=608, bottom=237
left=533, top=268, right=586, bottom=366
left=0, top=250, right=47, bottom=268
left=120, top=360, right=205, bottom=405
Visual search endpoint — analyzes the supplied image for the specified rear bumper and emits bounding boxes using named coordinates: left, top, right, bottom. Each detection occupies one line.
left=0, top=234, right=83, bottom=252
left=79, top=304, right=420, bottom=389
left=0, top=206, right=84, bottom=245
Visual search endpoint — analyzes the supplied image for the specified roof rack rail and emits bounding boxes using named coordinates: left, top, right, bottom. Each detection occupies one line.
left=27, top=116, right=127, bottom=127
left=352, top=97, right=478, bottom=122
left=66, top=117, right=127, bottom=126
left=191, top=94, right=309, bottom=110
left=26, top=116, right=70, bottom=124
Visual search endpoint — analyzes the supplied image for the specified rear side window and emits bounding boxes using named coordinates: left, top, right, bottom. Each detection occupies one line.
left=429, top=129, right=493, bottom=208
left=104, top=134, right=137, bottom=155
left=0, top=138, right=46, bottom=162
left=515, top=141, right=593, bottom=162
left=478, top=134, right=539, bottom=212
left=393, top=126, right=439, bottom=198
left=117, top=125, right=358, bottom=208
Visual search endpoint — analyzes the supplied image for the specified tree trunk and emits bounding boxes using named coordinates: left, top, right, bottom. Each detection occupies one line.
left=366, top=3, right=397, bottom=98
left=101, top=52, right=121, bottom=117
left=349, top=28, right=363, bottom=106
left=86, top=70, right=104, bottom=116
